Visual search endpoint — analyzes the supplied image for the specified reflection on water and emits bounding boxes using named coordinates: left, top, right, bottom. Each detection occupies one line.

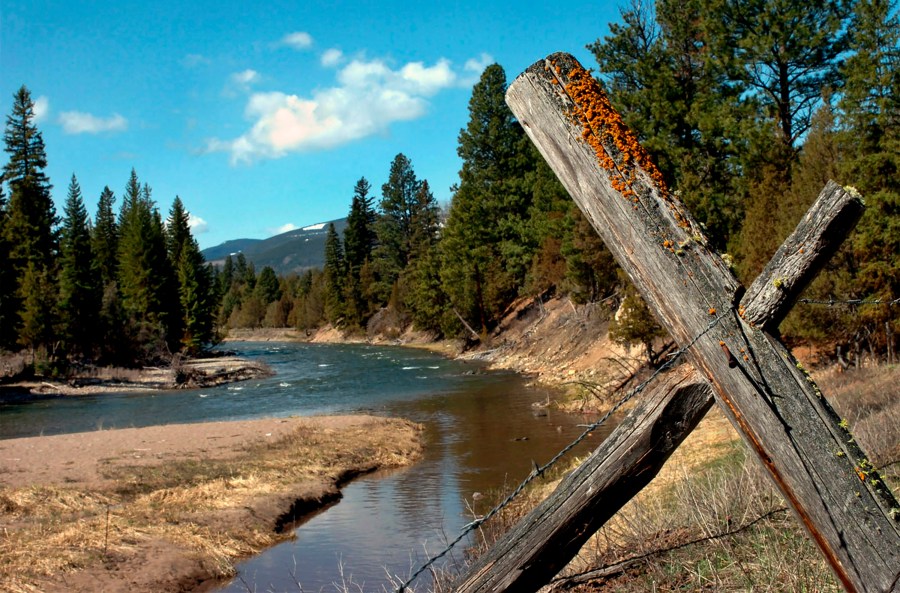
left=0, top=342, right=607, bottom=592
left=216, top=349, right=606, bottom=592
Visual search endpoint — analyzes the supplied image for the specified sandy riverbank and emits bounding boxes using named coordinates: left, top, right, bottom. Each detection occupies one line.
left=0, top=415, right=423, bottom=593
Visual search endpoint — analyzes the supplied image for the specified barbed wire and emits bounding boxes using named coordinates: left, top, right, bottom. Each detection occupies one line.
left=797, top=297, right=899, bottom=307
left=394, top=307, right=732, bottom=593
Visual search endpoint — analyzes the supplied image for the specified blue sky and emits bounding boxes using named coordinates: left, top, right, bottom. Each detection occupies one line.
left=2, top=0, right=619, bottom=250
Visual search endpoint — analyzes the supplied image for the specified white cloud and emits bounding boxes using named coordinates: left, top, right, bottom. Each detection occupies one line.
left=229, top=69, right=261, bottom=92
left=207, top=56, right=476, bottom=164
left=321, top=48, right=343, bottom=67
left=272, top=223, right=297, bottom=234
left=32, top=96, right=50, bottom=124
left=282, top=31, right=313, bottom=49
left=188, top=213, right=209, bottom=234
left=462, top=53, right=495, bottom=85
left=58, top=111, right=128, bottom=134
left=399, top=59, right=456, bottom=94
left=465, top=52, right=494, bottom=74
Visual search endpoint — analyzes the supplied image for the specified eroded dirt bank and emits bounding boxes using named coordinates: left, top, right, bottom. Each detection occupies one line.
left=0, top=415, right=423, bottom=593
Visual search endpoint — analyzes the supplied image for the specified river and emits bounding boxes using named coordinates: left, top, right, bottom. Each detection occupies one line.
left=0, top=342, right=607, bottom=592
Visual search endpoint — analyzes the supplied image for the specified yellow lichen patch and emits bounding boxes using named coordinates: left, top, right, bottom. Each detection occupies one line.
left=558, top=63, right=668, bottom=199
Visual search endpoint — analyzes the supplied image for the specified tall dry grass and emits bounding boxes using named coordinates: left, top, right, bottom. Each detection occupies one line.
left=458, top=364, right=898, bottom=592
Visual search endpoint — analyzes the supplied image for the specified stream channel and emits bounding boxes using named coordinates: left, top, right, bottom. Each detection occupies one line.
left=0, top=342, right=609, bottom=592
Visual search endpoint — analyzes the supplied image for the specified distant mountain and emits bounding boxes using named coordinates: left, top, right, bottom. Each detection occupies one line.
left=201, top=218, right=348, bottom=276
left=201, top=238, right=263, bottom=262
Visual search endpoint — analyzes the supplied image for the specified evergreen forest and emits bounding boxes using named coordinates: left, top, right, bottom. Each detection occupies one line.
left=4, top=0, right=899, bottom=373
left=0, top=86, right=217, bottom=371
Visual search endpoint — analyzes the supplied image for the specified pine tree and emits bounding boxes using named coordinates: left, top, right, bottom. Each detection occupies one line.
left=440, top=63, right=536, bottom=335
left=116, top=172, right=173, bottom=359
left=254, top=266, right=281, bottom=304
left=372, top=154, right=422, bottom=303
left=221, top=254, right=235, bottom=293
left=176, top=239, right=215, bottom=353
left=3, top=86, right=56, bottom=273
left=161, top=196, right=216, bottom=351
left=609, top=278, right=668, bottom=366
left=17, top=261, right=57, bottom=362
left=2, top=86, right=57, bottom=349
left=150, top=198, right=178, bottom=348
left=525, top=154, right=573, bottom=296
left=323, top=222, right=346, bottom=323
left=92, top=186, right=118, bottom=288
left=58, top=174, right=100, bottom=357
left=408, top=180, right=440, bottom=261
left=342, top=177, right=378, bottom=327
left=407, top=242, right=447, bottom=333
left=837, top=0, right=900, bottom=357
left=710, top=0, right=850, bottom=150
left=166, top=196, right=192, bottom=271
left=164, top=196, right=192, bottom=345
left=343, top=177, right=377, bottom=274
left=588, top=0, right=750, bottom=248
left=563, top=205, right=619, bottom=304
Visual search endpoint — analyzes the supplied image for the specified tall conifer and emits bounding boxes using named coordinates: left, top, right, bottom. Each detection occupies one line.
left=2, top=86, right=56, bottom=349
left=58, top=174, right=100, bottom=356
left=440, top=63, right=535, bottom=335
left=92, top=186, right=118, bottom=288
left=343, top=177, right=377, bottom=274
left=2, top=86, right=56, bottom=273
left=323, top=223, right=346, bottom=323
left=372, top=154, right=421, bottom=303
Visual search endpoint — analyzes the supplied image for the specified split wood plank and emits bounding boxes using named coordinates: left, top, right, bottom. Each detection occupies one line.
left=502, top=53, right=900, bottom=593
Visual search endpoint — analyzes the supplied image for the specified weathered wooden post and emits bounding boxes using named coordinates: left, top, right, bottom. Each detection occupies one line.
left=456, top=53, right=899, bottom=593
left=452, top=181, right=874, bottom=593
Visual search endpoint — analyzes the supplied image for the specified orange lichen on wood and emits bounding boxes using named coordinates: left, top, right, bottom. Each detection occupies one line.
left=558, top=63, right=668, bottom=198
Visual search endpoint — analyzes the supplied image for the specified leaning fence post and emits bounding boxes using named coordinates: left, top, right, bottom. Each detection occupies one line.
left=452, top=180, right=871, bottom=593
left=501, top=52, right=900, bottom=593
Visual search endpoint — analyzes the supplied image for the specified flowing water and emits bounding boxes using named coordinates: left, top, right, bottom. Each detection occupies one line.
left=0, top=342, right=608, bottom=592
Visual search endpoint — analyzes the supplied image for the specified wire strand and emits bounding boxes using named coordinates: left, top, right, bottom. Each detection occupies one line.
left=797, top=297, right=899, bottom=307
left=395, top=308, right=731, bottom=592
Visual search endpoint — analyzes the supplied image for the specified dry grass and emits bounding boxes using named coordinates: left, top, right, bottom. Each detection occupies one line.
left=459, top=364, right=898, bottom=592
left=817, top=364, right=900, bottom=487
left=0, top=417, right=423, bottom=592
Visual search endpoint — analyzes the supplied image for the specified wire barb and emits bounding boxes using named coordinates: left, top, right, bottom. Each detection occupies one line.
left=797, top=297, right=899, bottom=307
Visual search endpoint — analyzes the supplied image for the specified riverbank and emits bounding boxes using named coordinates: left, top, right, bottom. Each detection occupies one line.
left=0, top=415, right=423, bottom=593
left=1, top=356, right=273, bottom=397
left=226, top=296, right=635, bottom=410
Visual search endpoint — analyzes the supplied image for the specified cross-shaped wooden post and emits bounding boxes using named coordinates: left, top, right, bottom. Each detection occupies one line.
left=452, top=53, right=900, bottom=593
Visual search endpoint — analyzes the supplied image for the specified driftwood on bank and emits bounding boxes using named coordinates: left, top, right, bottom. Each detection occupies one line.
left=497, top=53, right=899, bottom=593
left=452, top=180, right=871, bottom=593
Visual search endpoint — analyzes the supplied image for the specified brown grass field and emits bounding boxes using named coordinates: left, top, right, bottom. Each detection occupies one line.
left=0, top=415, right=422, bottom=593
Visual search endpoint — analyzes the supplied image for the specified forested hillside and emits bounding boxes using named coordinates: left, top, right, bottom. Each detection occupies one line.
left=223, top=0, right=898, bottom=365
